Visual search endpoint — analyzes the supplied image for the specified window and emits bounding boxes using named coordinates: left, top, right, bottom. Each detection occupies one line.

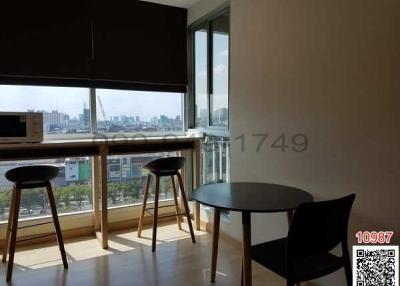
left=0, top=85, right=91, bottom=137
left=191, top=9, right=231, bottom=218
left=0, top=85, right=186, bottom=220
left=194, top=28, right=208, bottom=128
left=192, top=10, right=229, bottom=129
left=96, top=89, right=183, bottom=134
left=211, top=14, right=229, bottom=127
left=0, top=85, right=184, bottom=138
left=107, top=152, right=179, bottom=208
left=0, top=158, right=92, bottom=221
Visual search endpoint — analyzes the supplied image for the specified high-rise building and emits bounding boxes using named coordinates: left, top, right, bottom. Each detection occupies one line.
left=83, top=104, right=90, bottom=127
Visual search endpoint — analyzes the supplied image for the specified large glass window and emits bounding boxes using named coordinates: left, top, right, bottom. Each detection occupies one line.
left=0, top=85, right=185, bottom=221
left=0, top=85, right=91, bottom=136
left=0, top=158, right=92, bottom=221
left=191, top=10, right=231, bottom=218
left=192, top=11, right=229, bottom=129
left=194, top=29, right=208, bottom=128
left=211, top=14, right=229, bottom=127
left=0, top=85, right=184, bottom=138
left=107, top=152, right=179, bottom=208
left=96, top=89, right=183, bottom=134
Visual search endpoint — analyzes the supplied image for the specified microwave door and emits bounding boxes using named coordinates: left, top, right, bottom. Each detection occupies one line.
left=0, top=115, right=27, bottom=141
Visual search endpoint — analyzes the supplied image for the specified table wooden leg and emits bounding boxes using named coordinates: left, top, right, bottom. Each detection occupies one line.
left=242, top=212, right=252, bottom=286
left=91, top=156, right=101, bottom=232
left=211, top=208, right=221, bottom=282
left=193, top=141, right=201, bottom=230
left=98, top=145, right=108, bottom=249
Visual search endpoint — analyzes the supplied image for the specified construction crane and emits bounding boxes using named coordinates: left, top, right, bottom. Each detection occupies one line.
left=97, top=95, right=110, bottom=129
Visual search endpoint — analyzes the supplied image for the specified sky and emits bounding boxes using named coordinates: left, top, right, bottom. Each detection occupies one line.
left=195, top=30, right=229, bottom=113
left=0, top=85, right=182, bottom=121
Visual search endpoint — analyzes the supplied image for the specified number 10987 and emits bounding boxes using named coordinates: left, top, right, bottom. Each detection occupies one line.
left=356, top=231, right=394, bottom=244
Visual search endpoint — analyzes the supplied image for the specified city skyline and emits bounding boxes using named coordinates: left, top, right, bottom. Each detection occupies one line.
left=29, top=106, right=183, bottom=134
left=0, top=85, right=182, bottom=121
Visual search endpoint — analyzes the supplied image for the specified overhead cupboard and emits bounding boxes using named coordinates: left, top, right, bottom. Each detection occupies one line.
left=0, top=0, right=187, bottom=92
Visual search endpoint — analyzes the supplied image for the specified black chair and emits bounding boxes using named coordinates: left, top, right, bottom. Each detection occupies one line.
left=249, top=194, right=355, bottom=286
left=137, top=157, right=196, bottom=251
left=2, top=165, right=68, bottom=282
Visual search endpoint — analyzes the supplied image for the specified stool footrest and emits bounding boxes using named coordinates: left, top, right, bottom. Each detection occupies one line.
left=146, top=204, right=177, bottom=210
left=145, top=208, right=187, bottom=219
left=17, top=221, right=53, bottom=230
left=157, top=213, right=188, bottom=219
left=16, top=232, right=55, bottom=243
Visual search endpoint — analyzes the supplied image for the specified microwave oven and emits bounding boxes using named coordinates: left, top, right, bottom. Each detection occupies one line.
left=0, top=112, right=44, bottom=143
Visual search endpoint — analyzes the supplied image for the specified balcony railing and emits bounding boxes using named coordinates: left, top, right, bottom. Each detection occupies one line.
left=200, top=135, right=230, bottom=186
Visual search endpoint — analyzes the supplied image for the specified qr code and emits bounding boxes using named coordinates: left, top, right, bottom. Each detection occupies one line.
left=353, top=245, right=399, bottom=286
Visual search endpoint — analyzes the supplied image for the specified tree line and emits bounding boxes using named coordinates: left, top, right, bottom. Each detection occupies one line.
left=0, top=177, right=174, bottom=220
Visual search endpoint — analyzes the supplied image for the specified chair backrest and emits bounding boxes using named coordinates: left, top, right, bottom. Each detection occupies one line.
left=287, top=194, right=355, bottom=257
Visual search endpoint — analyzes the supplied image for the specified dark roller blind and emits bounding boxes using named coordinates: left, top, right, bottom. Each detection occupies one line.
left=92, top=0, right=188, bottom=93
left=0, top=0, right=92, bottom=81
left=0, top=0, right=188, bottom=93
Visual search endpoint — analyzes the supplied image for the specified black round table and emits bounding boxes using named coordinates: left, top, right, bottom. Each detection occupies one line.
left=192, top=182, right=313, bottom=286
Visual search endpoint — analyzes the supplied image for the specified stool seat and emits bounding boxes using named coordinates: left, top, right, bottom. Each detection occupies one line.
left=144, top=157, right=185, bottom=176
left=5, top=165, right=59, bottom=186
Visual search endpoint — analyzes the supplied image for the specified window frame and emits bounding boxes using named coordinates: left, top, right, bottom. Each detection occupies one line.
left=0, top=85, right=188, bottom=239
left=188, top=5, right=230, bottom=137
left=41, top=87, right=185, bottom=140
left=0, top=85, right=186, bottom=140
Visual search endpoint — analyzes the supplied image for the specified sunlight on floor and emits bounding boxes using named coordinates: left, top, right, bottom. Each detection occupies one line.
left=0, top=222, right=285, bottom=286
left=12, top=222, right=207, bottom=270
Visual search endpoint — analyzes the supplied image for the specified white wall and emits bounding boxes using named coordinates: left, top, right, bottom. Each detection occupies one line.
left=189, top=0, right=400, bottom=285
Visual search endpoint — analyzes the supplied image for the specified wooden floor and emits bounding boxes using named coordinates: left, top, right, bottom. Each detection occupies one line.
left=0, top=222, right=284, bottom=286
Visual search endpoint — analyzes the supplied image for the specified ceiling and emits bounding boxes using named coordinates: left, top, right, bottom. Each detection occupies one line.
left=142, top=0, right=199, bottom=9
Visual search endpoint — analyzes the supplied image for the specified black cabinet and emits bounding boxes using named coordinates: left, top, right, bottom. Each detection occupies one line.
left=92, top=0, right=187, bottom=91
left=0, top=0, right=92, bottom=80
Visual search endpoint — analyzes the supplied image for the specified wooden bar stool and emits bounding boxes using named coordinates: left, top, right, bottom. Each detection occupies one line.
left=2, top=165, right=68, bottom=282
left=137, top=157, right=195, bottom=251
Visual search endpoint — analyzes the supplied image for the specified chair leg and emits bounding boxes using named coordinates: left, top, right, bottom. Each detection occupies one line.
left=138, top=174, right=151, bottom=237
left=170, top=176, right=182, bottom=230
left=152, top=175, right=160, bottom=252
left=2, top=186, right=16, bottom=263
left=210, top=208, right=220, bottom=282
left=46, top=183, right=68, bottom=269
left=176, top=172, right=195, bottom=243
left=6, top=188, right=21, bottom=282
left=241, top=259, right=244, bottom=286
left=343, top=252, right=352, bottom=285
left=341, top=241, right=352, bottom=286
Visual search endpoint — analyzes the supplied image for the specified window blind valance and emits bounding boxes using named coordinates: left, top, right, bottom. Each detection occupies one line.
left=0, top=0, right=188, bottom=93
